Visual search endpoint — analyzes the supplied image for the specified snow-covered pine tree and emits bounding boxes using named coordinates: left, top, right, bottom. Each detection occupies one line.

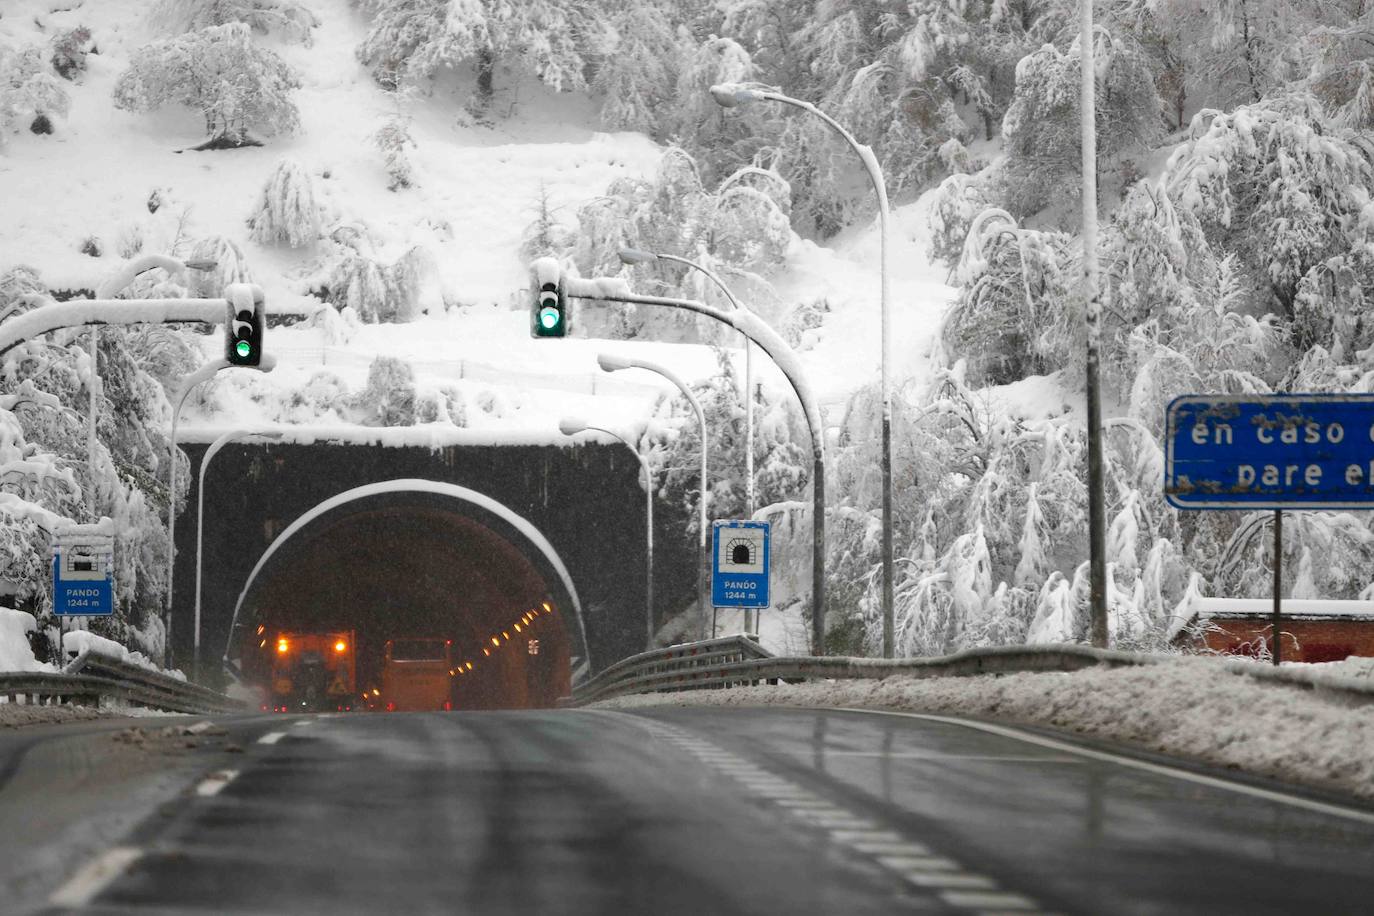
left=247, top=158, right=323, bottom=247
left=373, top=110, right=417, bottom=191
left=155, top=0, right=319, bottom=45
left=113, top=23, right=301, bottom=148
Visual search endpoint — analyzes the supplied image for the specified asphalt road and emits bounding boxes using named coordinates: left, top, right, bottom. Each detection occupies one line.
left=6, top=706, right=1374, bottom=914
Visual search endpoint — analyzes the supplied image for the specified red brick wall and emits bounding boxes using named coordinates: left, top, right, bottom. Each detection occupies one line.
left=1188, top=619, right=1374, bottom=663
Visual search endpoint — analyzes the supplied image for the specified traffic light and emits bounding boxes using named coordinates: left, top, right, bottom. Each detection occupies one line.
left=224, top=283, right=264, bottom=366
left=532, top=281, right=566, bottom=337
left=529, top=257, right=567, bottom=338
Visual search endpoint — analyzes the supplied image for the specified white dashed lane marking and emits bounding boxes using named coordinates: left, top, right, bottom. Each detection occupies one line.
left=626, top=715, right=1047, bottom=914
left=50, top=847, right=143, bottom=907
left=257, top=731, right=286, bottom=745
left=195, top=769, right=241, bottom=797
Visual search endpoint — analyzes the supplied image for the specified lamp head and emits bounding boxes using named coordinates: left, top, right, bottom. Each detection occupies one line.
left=617, top=247, right=658, bottom=266
left=709, top=84, right=764, bottom=108
left=558, top=417, right=588, bottom=436
left=596, top=353, right=635, bottom=373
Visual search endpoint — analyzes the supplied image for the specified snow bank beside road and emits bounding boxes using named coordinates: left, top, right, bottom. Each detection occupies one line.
left=0, top=608, right=52, bottom=674
left=596, top=657, right=1374, bottom=801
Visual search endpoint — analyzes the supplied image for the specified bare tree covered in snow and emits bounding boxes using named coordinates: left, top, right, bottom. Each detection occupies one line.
left=113, top=23, right=301, bottom=149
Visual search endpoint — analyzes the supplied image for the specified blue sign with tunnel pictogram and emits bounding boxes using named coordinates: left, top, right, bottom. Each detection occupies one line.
left=711, top=520, right=770, bottom=609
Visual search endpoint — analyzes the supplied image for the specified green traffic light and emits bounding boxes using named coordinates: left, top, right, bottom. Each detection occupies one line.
left=539, top=306, right=560, bottom=330
left=235, top=340, right=252, bottom=358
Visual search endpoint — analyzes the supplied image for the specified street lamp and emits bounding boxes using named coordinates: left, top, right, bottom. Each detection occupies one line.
left=166, top=354, right=276, bottom=668
left=559, top=417, right=655, bottom=650
left=709, top=82, right=896, bottom=659
left=596, top=352, right=710, bottom=639
left=617, top=247, right=755, bottom=519
left=91, top=255, right=216, bottom=522
left=194, top=427, right=284, bottom=681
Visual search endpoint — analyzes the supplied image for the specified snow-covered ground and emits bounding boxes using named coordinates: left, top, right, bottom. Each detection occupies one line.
left=595, top=658, right=1374, bottom=801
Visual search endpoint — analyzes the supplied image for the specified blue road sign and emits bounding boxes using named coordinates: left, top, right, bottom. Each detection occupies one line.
left=52, top=545, right=115, bottom=617
left=1165, top=394, right=1374, bottom=509
left=712, top=520, right=770, bottom=609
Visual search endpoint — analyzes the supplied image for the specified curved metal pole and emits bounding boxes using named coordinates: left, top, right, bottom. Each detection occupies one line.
left=758, top=92, right=893, bottom=659
left=601, top=355, right=708, bottom=640
left=654, top=253, right=755, bottom=522
left=571, top=425, right=654, bottom=651
left=569, top=282, right=827, bottom=655
left=167, top=355, right=274, bottom=669
left=709, top=85, right=889, bottom=656
left=167, top=358, right=228, bottom=668
left=194, top=428, right=283, bottom=681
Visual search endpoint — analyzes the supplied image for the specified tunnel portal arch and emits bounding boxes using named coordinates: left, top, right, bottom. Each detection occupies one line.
left=225, top=479, right=591, bottom=686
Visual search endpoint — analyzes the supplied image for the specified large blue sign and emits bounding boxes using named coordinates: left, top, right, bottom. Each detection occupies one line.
left=1165, top=394, right=1374, bottom=509
left=52, top=546, right=115, bottom=617
left=711, top=520, right=770, bottom=609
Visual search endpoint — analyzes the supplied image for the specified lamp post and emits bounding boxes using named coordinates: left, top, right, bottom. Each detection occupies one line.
left=557, top=272, right=827, bottom=655
left=193, top=427, right=283, bottom=681
left=1079, top=5, right=1109, bottom=649
left=166, top=354, right=275, bottom=668
left=92, top=255, right=216, bottom=523
left=559, top=418, right=655, bottom=650
left=617, top=247, right=755, bottom=517
left=596, top=352, right=710, bottom=639
left=709, top=83, right=895, bottom=658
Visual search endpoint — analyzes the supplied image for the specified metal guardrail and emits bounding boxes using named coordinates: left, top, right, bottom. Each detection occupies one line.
left=569, top=639, right=1374, bottom=707
left=570, top=640, right=1148, bottom=706
left=0, top=651, right=246, bottom=715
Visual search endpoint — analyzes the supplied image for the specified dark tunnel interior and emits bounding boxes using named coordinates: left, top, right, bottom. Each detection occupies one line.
left=237, top=504, right=572, bottom=711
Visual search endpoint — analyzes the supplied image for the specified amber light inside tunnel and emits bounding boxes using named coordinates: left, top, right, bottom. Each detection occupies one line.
left=239, top=505, right=572, bottom=710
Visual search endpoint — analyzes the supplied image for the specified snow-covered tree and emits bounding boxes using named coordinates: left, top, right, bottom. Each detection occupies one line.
left=1000, top=30, right=1162, bottom=215
left=185, top=236, right=254, bottom=298
left=374, top=111, right=417, bottom=191
left=592, top=4, right=680, bottom=135
left=155, top=0, right=319, bottom=45
left=0, top=44, right=70, bottom=141
left=355, top=0, right=601, bottom=106
left=247, top=158, right=323, bottom=247
left=113, top=23, right=301, bottom=148
left=354, top=356, right=417, bottom=427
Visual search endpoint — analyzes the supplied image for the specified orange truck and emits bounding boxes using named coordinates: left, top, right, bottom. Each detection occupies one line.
left=379, top=638, right=452, bottom=712
left=267, top=631, right=356, bottom=712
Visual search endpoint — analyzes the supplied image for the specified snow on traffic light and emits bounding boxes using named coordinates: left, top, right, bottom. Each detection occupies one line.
left=224, top=283, right=265, bottom=366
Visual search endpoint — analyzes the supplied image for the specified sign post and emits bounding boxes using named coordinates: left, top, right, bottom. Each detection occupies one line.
left=711, top=520, right=770, bottom=637
left=1165, top=394, right=1374, bottom=664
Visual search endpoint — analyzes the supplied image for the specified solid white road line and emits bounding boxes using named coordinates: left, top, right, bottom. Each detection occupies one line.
left=195, top=769, right=241, bottom=797
left=829, top=707, right=1374, bottom=827
left=257, top=731, right=286, bottom=745
left=49, top=846, right=142, bottom=907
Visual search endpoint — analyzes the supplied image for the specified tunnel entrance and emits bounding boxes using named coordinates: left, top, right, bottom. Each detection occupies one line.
left=230, top=482, right=583, bottom=711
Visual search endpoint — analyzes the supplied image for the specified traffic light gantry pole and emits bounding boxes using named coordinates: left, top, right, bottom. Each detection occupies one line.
left=541, top=263, right=829, bottom=655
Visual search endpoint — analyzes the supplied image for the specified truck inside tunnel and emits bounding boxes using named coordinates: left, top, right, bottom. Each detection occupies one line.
left=233, top=497, right=575, bottom=711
